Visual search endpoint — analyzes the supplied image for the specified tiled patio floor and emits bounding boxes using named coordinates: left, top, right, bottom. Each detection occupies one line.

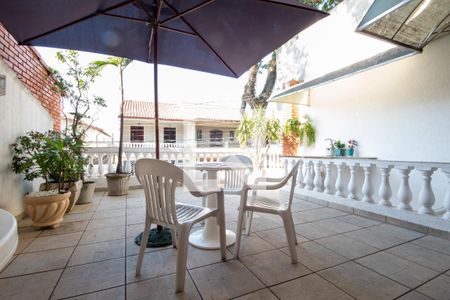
left=2, top=189, right=450, bottom=300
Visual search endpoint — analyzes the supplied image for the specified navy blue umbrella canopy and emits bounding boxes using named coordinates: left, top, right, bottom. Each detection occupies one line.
left=0, top=0, right=327, bottom=78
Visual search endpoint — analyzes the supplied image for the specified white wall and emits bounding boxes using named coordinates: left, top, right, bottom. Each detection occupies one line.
left=0, top=61, right=54, bottom=216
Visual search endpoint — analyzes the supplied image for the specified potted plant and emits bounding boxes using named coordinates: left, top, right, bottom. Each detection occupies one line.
left=282, top=115, right=316, bottom=156
left=324, top=138, right=334, bottom=156
left=11, top=131, right=79, bottom=228
left=347, top=139, right=358, bottom=156
left=91, top=57, right=132, bottom=196
left=51, top=50, right=106, bottom=204
left=333, top=140, right=346, bottom=156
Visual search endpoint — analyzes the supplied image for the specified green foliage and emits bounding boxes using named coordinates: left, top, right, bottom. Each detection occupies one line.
left=333, top=139, right=346, bottom=149
left=236, top=108, right=281, bottom=147
left=302, top=0, right=342, bottom=12
left=11, top=131, right=84, bottom=193
left=283, top=115, right=316, bottom=147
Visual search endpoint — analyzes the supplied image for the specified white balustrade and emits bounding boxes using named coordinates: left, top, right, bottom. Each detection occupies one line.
left=347, top=162, right=360, bottom=200
left=313, top=161, right=324, bottom=192
left=417, top=167, right=437, bottom=215
left=297, top=160, right=305, bottom=188
left=335, top=162, right=346, bottom=197
left=323, top=161, right=334, bottom=194
left=396, top=166, right=414, bottom=210
left=361, top=163, right=374, bottom=203
left=378, top=165, right=393, bottom=206
left=442, top=168, right=450, bottom=221
left=98, top=153, right=104, bottom=176
left=305, top=161, right=314, bottom=191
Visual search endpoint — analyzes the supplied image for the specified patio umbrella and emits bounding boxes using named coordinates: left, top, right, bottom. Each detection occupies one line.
left=0, top=0, right=327, bottom=246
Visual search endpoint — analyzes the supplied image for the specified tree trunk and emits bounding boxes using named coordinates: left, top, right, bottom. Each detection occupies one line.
left=116, top=68, right=125, bottom=174
left=241, top=52, right=277, bottom=112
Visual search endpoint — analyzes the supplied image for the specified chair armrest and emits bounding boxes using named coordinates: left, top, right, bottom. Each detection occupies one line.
left=189, top=187, right=223, bottom=198
left=254, top=176, right=285, bottom=184
left=244, top=182, right=283, bottom=191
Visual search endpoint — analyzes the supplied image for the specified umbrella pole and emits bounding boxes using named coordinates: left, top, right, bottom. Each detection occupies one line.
left=135, top=23, right=173, bottom=248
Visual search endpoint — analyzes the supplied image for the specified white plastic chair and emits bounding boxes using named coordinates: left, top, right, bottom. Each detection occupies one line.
left=134, top=159, right=226, bottom=293
left=234, top=160, right=301, bottom=264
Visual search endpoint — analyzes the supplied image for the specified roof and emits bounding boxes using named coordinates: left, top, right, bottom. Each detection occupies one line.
left=62, top=116, right=112, bottom=137
left=122, top=100, right=241, bottom=122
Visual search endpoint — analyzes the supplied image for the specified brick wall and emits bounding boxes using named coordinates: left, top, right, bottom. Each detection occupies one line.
left=0, top=24, right=61, bottom=130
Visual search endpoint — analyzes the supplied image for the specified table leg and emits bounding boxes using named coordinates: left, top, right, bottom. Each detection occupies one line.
left=189, top=170, right=236, bottom=249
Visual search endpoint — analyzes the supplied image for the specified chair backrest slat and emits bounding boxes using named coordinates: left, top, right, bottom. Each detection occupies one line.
left=220, top=155, right=253, bottom=190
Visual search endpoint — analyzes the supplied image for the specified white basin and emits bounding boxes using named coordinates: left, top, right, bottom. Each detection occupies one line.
left=0, top=209, right=18, bottom=271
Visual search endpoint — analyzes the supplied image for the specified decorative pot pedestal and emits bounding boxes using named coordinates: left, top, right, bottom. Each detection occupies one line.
left=24, top=191, right=70, bottom=228
left=105, top=173, right=131, bottom=196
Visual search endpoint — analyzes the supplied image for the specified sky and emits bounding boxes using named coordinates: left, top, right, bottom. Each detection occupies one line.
left=36, top=47, right=250, bottom=136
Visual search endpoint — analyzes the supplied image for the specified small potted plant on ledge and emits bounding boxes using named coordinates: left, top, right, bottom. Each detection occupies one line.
left=333, top=140, right=346, bottom=156
left=347, top=139, right=358, bottom=156
left=11, top=131, right=79, bottom=228
left=324, top=138, right=334, bottom=156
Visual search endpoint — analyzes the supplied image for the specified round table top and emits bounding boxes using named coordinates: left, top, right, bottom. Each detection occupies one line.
left=181, top=161, right=250, bottom=171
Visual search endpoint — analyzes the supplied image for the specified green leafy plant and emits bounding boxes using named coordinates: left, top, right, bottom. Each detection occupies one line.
left=283, top=115, right=316, bottom=146
left=11, top=131, right=82, bottom=193
left=333, top=139, right=346, bottom=150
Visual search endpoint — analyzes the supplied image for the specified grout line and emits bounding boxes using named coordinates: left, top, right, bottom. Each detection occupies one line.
left=187, top=269, right=204, bottom=300
left=56, top=285, right=125, bottom=300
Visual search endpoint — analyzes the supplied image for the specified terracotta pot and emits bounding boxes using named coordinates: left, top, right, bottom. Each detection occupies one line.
left=77, top=181, right=96, bottom=204
left=105, top=173, right=131, bottom=196
left=40, top=180, right=83, bottom=212
left=282, top=136, right=299, bottom=156
left=24, top=191, right=70, bottom=228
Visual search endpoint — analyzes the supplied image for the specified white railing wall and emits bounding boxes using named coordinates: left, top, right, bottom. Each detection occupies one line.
left=281, top=157, right=450, bottom=224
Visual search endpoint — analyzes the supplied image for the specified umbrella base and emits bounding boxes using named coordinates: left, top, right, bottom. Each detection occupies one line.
left=134, top=227, right=172, bottom=248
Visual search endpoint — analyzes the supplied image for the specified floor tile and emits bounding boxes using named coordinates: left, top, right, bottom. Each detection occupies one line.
left=52, top=258, right=125, bottom=299
left=17, top=226, right=41, bottom=239
left=86, top=216, right=126, bottom=231
left=411, top=235, right=450, bottom=256
left=240, top=249, right=311, bottom=286
left=228, top=235, right=275, bottom=257
left=66, top=286, right=125, bottom=300
left=248, top=214, right=283, bottom=232
left=295, top=218, right=360, bottom=240
left=126, top=248, right=178, bottom=283
left=256, top=227, right=308, bottom=248
left=356, top=251, right=438, bottom=288
left=187, top=245, right=232, bottom=269
left=127, top=272, right=201, bottom=300
left=337, top=214, right=382, bottom=228
left=40, top=220, right=88, bottom=236
left=292, top=207, right=349, bottom=224
left=125, top=237, right=171, bottom=256
left=233, top=288, right=278, bottom=300
left=270, top=273, right=352, bottom=300
left=62, top=212, right=93, bottom=223
left=68, top=239, right=125, bottom=266
left=318, top=261, right=409, bottom=300
left=126, top=214, right=145, bottom=225
left=416, top=274, right=450, bottom=300
left=316, top=234, right=378, bottom=259
left=190, top=260, right=264, bottom=300
left=387, top=243, right=450, bottom=272
left=397, top=291, right=433, bottom=300
left=280, top=241, right=348, bottom=272
left=79, top=226, right=125, bottom=245
left=291, top=199, right=324, bottom=212
left=0, top=247, right=73, bottom=278
left=23, top=232, right=82, bottom=253
left=343, top=226, right=406, bottom=250
left=0, top=269, right=62, bottom=300
left=92, top=208, right=126, bottom=220
left=15, top=237, right=33, bottom=254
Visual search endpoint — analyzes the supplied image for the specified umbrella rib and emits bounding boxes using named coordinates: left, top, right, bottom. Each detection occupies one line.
left=257, top=0, right=329, bottom=15
left=147, top=0, right=164, bottom=63
left=162, top=0, right=238, bottom=77
left=160, top=0, right=215, bottom=25
left=159, top=26, right=197, bottom=37
left=99, top=12, right=148, bottom=24
left=20, top=0, right=140, bottom=45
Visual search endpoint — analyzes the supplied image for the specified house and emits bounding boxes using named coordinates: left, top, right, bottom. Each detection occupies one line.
left=61, top=116, right=113, bottom=147
left=122, top=100, right=241, bottom=148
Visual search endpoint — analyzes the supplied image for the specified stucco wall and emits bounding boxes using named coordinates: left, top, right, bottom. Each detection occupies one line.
left=0, top=60, right=54, bottom=216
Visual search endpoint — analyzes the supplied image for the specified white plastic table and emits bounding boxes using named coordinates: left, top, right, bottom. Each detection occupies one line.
left=182, top=162, right=247, bottom=250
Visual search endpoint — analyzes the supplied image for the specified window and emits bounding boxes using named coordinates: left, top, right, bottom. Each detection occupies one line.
left=164, top=127, right=176, bottom=143
left=229, top=131, right=235, bottom=141
left=196, top=129, right=202, bottom=141
left=209, top=129, right=223, bottom=147
left=130, top=126, right=144, bottom=142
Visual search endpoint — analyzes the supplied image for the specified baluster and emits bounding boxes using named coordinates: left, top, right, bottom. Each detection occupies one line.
left=284, top=158, right=289, bottom=176
left=347, top=162, right=360, bottom=200
left=88, top=155, right=94, bottom=178
left=313, top=161, right=324, bottom=192
left=378, top=165, right=393, bottom=206
left=305, top=161, right=314, bottom=190
left=108, top=154, right=115, bottom=173
left=361, top=163, right=374, bottom=203
left=125, top=153, right=132, bottom=173
left=98, top=153, right=104, bottom=176
left=334, top=161, right=346, bottom=197
left=396, top=166, right=414, bottom=210
left=289, top=159, right=296, bottom=183
left=442, top=168, right=450, bottom=221
left=297, top=160, right=305, bottom=188
left=323, top=161, right=334, bottom=194
left=417, top=167, right=437, bottom=215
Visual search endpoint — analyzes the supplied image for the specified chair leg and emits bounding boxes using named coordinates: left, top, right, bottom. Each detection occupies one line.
left=217, top=193, right=227, bottom=261
left=175, top=224, right=190, bottom=293
left=234, top=206, right=246, bottom=260
left=245, top=211, right=253, bottom=236
left=281, top=212, right=298, bottom=264
left=171, top=228, right=177, bottom=248
left=135, top=220, right=151, bottom=276
left=289, top=213, right=298, bottom=245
